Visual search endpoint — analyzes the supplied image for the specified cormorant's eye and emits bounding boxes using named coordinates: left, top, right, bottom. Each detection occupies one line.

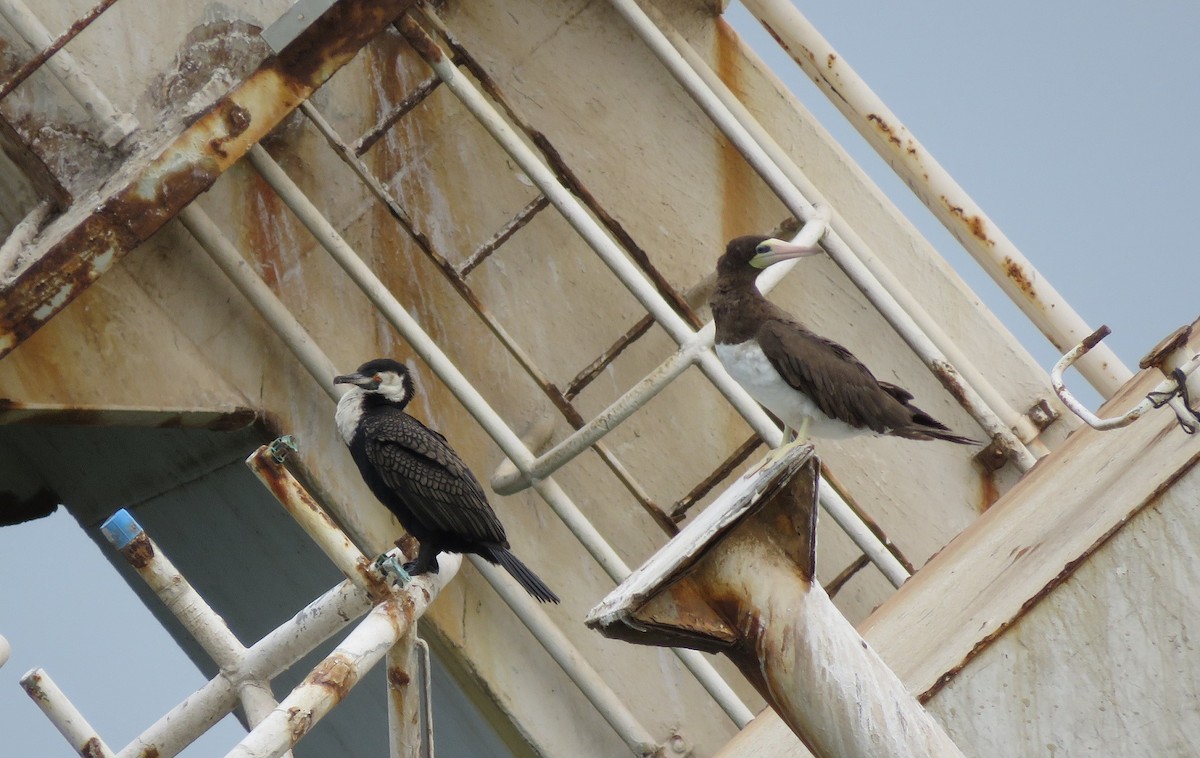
left=373, top=374, right=382, bottom=383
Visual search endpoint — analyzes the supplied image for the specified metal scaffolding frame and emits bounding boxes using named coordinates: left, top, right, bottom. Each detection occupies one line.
left=20, top=446, right=462, bottom=758
left=0, top=0, right=1149, bottom=754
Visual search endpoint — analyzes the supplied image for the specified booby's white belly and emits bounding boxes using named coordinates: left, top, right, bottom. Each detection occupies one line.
left=716, top=341, right=870, bottom=440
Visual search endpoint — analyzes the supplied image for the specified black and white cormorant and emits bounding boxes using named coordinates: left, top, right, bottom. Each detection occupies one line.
left=712, top=235, right=975, bottom=457
left=334, top=358, right=559, bottom=604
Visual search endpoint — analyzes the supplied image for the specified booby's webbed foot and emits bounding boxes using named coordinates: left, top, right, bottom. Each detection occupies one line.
left=375, top=553, right=414, bottom=586
left=747, top=437, right=807, bottom=477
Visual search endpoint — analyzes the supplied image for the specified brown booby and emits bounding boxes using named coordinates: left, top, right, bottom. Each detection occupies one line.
left=712, top=235, right=975, bottom=455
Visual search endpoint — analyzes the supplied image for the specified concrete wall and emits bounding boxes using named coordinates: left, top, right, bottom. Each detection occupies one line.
left=0, top=0, right=1084, bottom=754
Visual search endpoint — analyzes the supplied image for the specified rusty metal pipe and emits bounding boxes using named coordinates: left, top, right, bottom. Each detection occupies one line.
left=115, top=579, right=370, bottom=758
left=19, top=668, right=115, bottom=758
left=386, top=631, right=424, bottom=758
left=228, top=560, right=459, bottom=758
left=101, top=510, right=246, bottom=671
left=245, top=445, right=390, bottom=600
left=741, top=0, right=1130, bottom=399
left=0, top=0, right=420, bottom=360
left=588, top=446, right=964, bottom=758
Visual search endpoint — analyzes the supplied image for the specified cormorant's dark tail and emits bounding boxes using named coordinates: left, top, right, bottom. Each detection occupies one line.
left=486, top=545, right=560, bottom=604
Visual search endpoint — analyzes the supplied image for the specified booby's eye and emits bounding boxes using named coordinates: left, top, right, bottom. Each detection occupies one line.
left=755, top=243, right=770, bottom=255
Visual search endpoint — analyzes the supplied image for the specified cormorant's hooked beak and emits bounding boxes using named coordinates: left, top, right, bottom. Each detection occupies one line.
left=749, top=238, right=823, bottom=269
left=334, top=371, right=380, bottom=390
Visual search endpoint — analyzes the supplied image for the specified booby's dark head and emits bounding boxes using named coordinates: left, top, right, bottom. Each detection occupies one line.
left=334, top=358, right=415, bottom=408
left=717, top=235, right=822, bottom=280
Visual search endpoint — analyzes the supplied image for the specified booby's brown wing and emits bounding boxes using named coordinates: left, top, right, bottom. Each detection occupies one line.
left=756, top=319, right=909, bottom=433
left=362, top=408, right=508, bottom=545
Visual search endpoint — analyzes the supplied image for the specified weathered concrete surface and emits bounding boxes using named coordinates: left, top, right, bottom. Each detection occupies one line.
left=0, top=0, right=1097, bottom=755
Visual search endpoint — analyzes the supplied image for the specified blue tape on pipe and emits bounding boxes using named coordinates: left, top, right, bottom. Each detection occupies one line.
left=101, top=509, right=143, bottom=549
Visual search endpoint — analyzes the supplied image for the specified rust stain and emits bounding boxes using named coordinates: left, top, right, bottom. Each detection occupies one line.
left=138, top=748, right=160, bottom=758
left=208, top=102, right=252, bottom=158
left=387, top=665, right=411, bottom=689
left=1139, top=324, right=1191, bottom=370
left=1001, top=255, right=1035, bottom=297
left=241, top=169, right=288, bottom=290
left=826, top=53, right=837, bottom=68
left=22, top=672, right=47, bottom=702
left=80, top=737, right=106, bottom=758
left=715, top=20, right=757, bottom=254
left=307, top=653, right=359, bottom=701
left=865, top=113, right=902, bottom=148
left=978, top=467, right=1000, bottom=511
left=287, top=706, right=314, bottom=743
left=121, top=532, right=155, bottom=569
left=940, top=195, right=996, bottom=247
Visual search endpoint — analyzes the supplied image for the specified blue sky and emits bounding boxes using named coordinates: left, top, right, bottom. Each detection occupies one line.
left=3, top=2, right=1197, bottom=754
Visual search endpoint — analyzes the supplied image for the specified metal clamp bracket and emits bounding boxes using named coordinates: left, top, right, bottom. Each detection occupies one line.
left=1052, top=325, right=1200, bottom=434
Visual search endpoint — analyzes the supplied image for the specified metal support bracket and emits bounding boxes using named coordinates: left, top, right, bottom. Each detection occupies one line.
left=587, top=445, right=964, bottom=757
left=1052, top=325, right=1200, bottom=434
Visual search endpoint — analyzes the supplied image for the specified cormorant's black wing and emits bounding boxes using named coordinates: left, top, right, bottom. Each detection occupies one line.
left=362, top=408, right=508, bottom=545
left=756, top=318, right=909, bottom=434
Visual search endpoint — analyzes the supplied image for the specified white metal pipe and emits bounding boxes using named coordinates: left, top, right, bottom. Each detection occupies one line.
left=228, top=559, right=459, bottom=758
left=238, top=682, right=295, bottom=758
left=1052, top=329, right=1200, bottom=432
left=387, top=631, right=422, bottom=758
left=492, top=328, right=710, bottom=494
left=100, top=510, right=246, bottom=672
left=244, top=446, right=380, bottom=595
left=180, top=206, right=340, bottom=402
left=726, top=573, right=965, bottom=757
left=403, top=16, right=911, bottom=591
left=741, top=0, right=1130, bottom=399
left=118, top=580, right=370, bottom=758
left=603, top=0, right=1036, bottom=472
left=0, top=633, right=10, bottom=668
left=0, top=199, right=53, bottom=276
left=20, top=668, right=115, bottom=758
left=248, top=143, right=752, bottom=727
left=0, top=0, right=137, bottom=146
